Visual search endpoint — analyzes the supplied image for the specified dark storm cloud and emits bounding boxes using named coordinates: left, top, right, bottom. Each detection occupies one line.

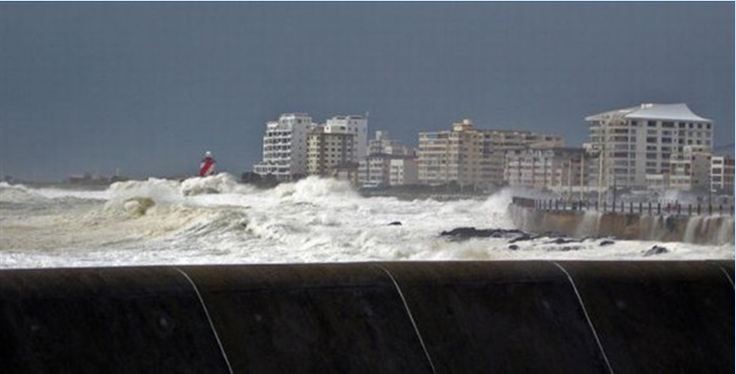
left=0, top=2, right=732, bottom=180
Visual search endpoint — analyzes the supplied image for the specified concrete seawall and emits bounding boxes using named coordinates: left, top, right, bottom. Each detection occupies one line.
left=510, top=205, right=735, bottom=245
left=0, top=262, right=733, bottom=373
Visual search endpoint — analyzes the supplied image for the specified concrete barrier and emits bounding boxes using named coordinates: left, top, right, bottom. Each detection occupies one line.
left=0, top=267, right=231, bottom=373
left=0, top=261, right=732, bottom=373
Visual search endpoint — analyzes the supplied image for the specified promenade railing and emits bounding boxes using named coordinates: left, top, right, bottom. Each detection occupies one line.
left=512, top=197, right=734, bottom=217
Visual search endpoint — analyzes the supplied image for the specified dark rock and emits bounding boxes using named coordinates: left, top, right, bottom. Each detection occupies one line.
left=643, top=245, right=669, bottom=257
left=599, top=240, right=615, bottom=247
left=508, top=234, right=532, bottom=244
left=440, top=227, right=526, bottom=241
left=508, top=244, right=519, bottom=250
left=388, top=221, right=402, bottom=226
left=545, top=237, right=578, bottom=245
left=557, top=246, right=581, bottom=252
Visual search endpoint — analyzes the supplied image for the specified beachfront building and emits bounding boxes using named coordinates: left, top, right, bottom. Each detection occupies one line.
left=711, top=155, right=735, bottom=195
left=480, top=130, right=564, bottom=184
left=358, top=155, right=392, bottom=187
left=306, top=126, right=355, bottom=177
left=389, top=158, right=419, bottom=186
left=417, top=119, right=483, bottom=187
left=585, top=103, right=713, bottom=192
left=358, top=154, right=418, bottom=187
left=324, top=115, right=369, bottom=161
left=253, top=113, right=316, bottom=181
left=417, top=119, right=563, bottom=187
left=668, top=145, right=712, bottom=192
left=358, top=131, right=416, bottom=187
left=368, top=131, right=413, bottom=157
left=504, top=147, right=589, bottom=195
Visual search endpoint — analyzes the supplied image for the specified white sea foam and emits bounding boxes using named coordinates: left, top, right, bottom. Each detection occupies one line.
left=0, top=175, right=732, bottom=269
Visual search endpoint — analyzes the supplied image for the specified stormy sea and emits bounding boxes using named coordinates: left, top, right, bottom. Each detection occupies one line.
left=1, top=175, right=733, bottom=269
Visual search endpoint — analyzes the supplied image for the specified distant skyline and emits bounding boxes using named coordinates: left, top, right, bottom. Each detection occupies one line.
left=0, top=2, right=733, bottom=181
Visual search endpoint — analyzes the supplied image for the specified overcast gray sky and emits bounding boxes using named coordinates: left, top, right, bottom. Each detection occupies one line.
left=1, top=2, right=733, bottom=181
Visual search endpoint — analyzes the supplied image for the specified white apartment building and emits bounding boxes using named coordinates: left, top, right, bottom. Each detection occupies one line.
left=418, top=119, right=563, bottom=187
left=253, top=113, right=315, bottom=181
left=324, top=115, right=368, bottom=161
left=306, top=127, right=355, bottom=177
left=389, top=158, right=419, bottom=186
left=586, top=103, right=713, bottom=191
left=711, top=155, right=734, bottom=194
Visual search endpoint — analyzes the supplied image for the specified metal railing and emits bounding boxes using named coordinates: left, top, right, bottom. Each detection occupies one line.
left=512, top=197, right=734, bottom=216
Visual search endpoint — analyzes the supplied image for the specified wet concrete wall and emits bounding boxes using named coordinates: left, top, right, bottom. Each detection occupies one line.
left=0, top=261, right=733, bottom=373
left=510, top=205, right=735, bottom=245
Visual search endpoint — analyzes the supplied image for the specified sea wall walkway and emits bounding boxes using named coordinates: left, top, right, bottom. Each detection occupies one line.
left=511, top=197, right=735, bottom=244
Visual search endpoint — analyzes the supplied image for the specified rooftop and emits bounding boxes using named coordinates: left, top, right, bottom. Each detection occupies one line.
left=585, top=103, right=711, bottom=123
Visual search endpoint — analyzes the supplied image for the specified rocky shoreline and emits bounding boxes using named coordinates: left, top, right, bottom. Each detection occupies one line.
left=439, top=226, right=671, bottom=256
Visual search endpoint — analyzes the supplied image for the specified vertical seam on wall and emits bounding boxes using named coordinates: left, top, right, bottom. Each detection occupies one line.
left=175, top=267, right=234, bottom=374
left=719, top=266, right=735, bottom=288
left=374, top=264, right=437, bottom=374
left=551, top=261, right=615, bottom=374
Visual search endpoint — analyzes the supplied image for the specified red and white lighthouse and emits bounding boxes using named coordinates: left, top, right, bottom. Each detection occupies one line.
left=199, top=151, right=216, bottom=177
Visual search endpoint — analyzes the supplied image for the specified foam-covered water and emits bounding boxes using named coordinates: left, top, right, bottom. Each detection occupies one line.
left=0, top=177, right=732, bottom=269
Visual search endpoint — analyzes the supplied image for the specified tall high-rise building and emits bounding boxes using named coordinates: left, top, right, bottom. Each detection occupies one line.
left=585, top=103, right=713, bottom=191
left=253, top=113, right=315, bottom=181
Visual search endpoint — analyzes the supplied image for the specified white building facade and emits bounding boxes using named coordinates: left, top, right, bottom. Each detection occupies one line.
left=585, top=103, right=713, bottom=191
left=253, top=113, right=316, bottom=181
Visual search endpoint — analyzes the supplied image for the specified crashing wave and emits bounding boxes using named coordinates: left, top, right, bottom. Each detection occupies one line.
left=0, top=182, right=49, bottom=204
